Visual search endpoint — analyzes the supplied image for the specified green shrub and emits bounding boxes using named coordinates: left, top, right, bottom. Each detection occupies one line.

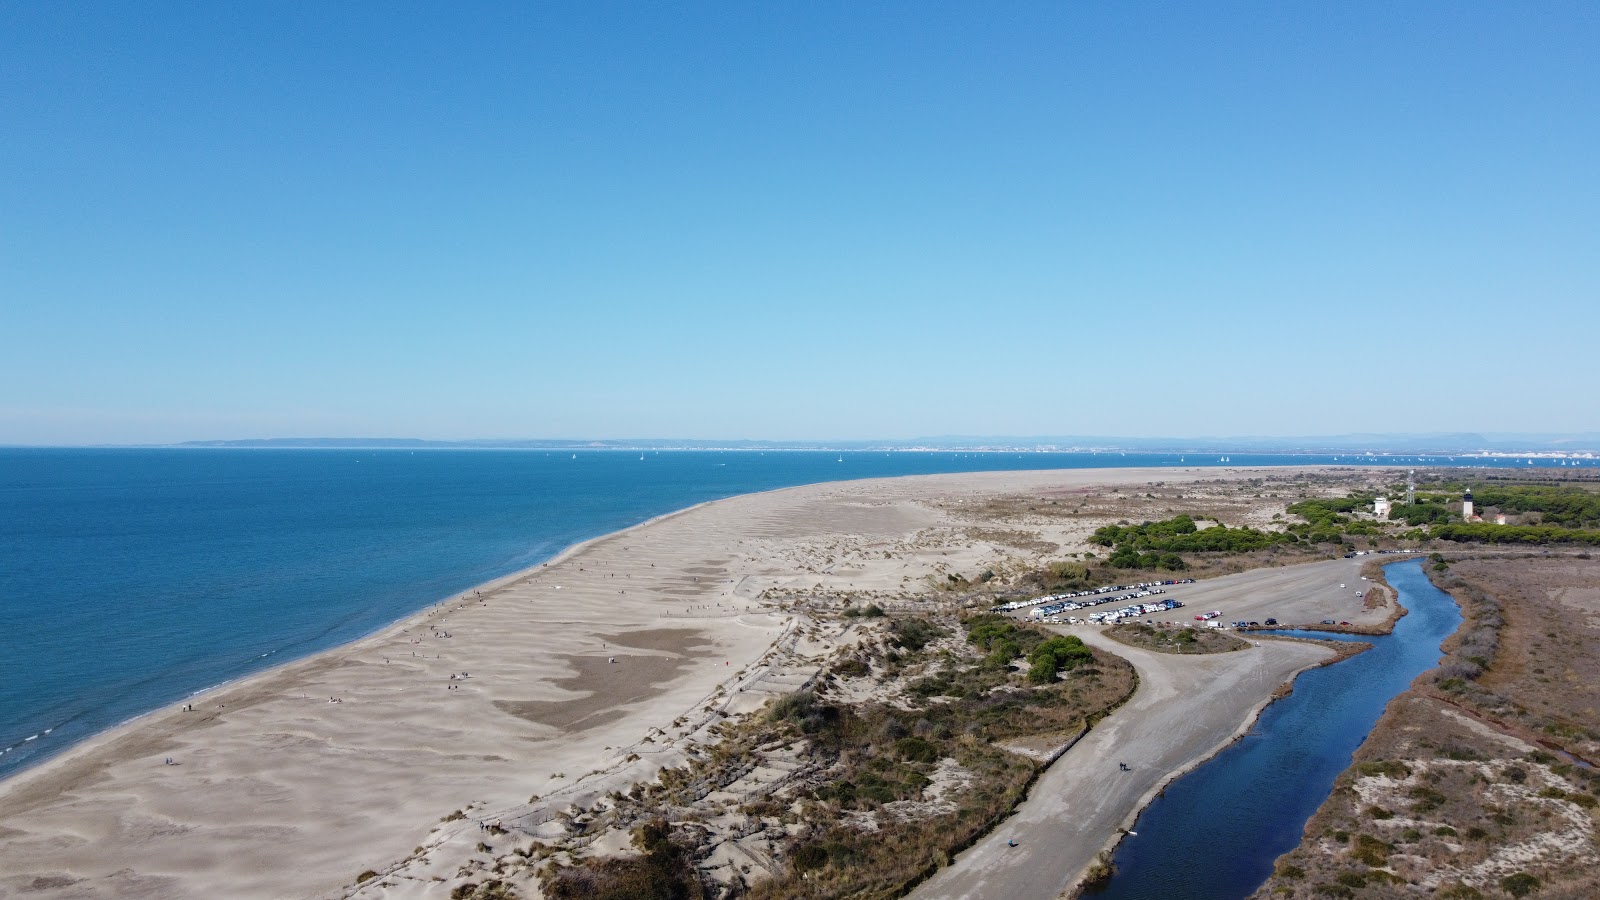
left=1027, top=635, right=1095, bottom=683
left=1409, top=785, right=1448, bottom=812
left=895, top=736, right=939, bottom=763
left=890, top=618, right=946, bottom=652
left=1500, top=872, right=1540, bottom=898
left=834, top=658, right=869, bottom=678
left=1356, top=760, right=1411, bottom=779
left=792, top=842, right=827, bottom=871
left=1349, top=833, right=1392, bottom=866
left=542, top=819, right=703, bottom=899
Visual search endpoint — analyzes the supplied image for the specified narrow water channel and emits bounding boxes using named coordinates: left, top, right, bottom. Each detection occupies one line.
left=1083, top=558, right=1462, bottom=899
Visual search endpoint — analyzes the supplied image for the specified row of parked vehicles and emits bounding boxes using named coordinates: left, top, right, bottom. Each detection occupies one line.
left=1228, top=617, right=1279, bottom=629
left=1035, top=596, right=1186, bottom=625
left=997, top=578, right=1197, bottom=614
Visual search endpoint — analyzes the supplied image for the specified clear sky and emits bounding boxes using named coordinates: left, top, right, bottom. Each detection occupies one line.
left=3, top=3, right=1597, bottom=444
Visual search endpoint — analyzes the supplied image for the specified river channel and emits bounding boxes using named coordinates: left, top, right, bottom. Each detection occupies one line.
left=1084, top=558, right=1462, bottom=899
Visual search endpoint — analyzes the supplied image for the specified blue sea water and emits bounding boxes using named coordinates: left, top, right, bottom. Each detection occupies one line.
left=1085, top=559, right=1462, bottom=899
left=0, top=449, right=1540, bottom=779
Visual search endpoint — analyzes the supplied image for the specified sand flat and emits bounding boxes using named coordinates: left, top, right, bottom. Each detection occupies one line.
left=0, top=466, right=1380, bottom=899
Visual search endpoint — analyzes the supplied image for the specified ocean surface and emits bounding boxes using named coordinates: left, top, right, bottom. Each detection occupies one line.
left=1086, top=558, right=1462, bottom=899
left=0, top=448, right=1556, bottom=779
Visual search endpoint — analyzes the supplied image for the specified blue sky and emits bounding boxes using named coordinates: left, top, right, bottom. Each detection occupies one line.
left=3, top=3, right=1596, bottom=444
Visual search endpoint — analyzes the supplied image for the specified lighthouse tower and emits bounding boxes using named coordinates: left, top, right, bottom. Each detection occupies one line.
left=1462, top=488, right=1474, bottom=520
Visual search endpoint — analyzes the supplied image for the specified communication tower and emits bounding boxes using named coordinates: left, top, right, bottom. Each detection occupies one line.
left=1406, top=469, right=1416, bottom=506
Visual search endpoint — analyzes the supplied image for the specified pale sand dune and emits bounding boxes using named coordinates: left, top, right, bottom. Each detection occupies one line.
left=0, top=467, right=1354, bottom=900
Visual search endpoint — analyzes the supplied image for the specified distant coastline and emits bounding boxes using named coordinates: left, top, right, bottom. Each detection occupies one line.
left=9, top=432, right=1599, bottom=455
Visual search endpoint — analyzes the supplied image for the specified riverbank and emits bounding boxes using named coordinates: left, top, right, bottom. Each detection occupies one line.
left=910, top=555, right=1389, bottom=900
left=0, top=465, right=1389, bottom=899
left=1252, top=554, right=1600, bottom=898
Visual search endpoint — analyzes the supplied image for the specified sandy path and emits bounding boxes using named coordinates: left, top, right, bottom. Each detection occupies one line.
left=3, top=466, right=1268, bottom=900
left=913, top=556, right=1376, bottom=900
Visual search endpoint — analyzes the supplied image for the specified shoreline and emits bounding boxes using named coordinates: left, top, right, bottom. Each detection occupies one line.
left=0, top=462, right=1328, bottom=788
left=0, top=491, right=745, bottom=788
left=0, top=465, right=1389, bottom=899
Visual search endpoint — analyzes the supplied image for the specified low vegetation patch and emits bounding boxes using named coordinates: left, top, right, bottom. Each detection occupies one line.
left=1104, top=622, right=1247, bottom=654
left=537, top=613, right=1136, bottom=899
left=541, top=820, right=702, bottom=900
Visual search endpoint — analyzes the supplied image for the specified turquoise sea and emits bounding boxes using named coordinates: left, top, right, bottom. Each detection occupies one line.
left=0, top=448, right=1559, bottom=779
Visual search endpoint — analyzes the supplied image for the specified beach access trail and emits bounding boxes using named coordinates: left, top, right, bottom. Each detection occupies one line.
left=0, top=467, right=1382, bottom=900
left=912, top=555, right=1382, bottom=899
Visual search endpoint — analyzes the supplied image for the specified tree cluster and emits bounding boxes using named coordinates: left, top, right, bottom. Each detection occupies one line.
left=1027, top=634, right=1094, bottom=683
left=1091, top=514, right=1293, bottom=568
left=1433, top=523, right=1600, bottom=546
left=1393, top=502, right=1452, bottom=527
left=1466, top=484, right=1600, bottom=529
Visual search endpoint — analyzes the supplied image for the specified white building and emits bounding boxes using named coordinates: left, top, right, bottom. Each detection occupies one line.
left=1462, top=488, right=1475, bottom=520
left=1373, top=497, right=1392, bottom=519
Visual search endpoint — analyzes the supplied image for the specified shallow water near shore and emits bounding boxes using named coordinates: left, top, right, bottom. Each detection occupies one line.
left=1084, top=558, right=1461, bottom=899
left=0, top=451, right=1505, bottom=780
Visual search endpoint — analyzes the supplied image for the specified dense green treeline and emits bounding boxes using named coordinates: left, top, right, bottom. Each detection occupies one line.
left=1434, top=523, right=1600, bottom=546
left=1393, top=501, right=1453, bottom=526
left=1465, top=485, right=1600, bottom=529
left=1286, top=495, right=1373, bottom=527
left=1090, top=514, right=1295, bottom=569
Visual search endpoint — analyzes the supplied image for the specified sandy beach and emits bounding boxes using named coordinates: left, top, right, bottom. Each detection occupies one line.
left=0, top=467, right=1392, bottom=899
